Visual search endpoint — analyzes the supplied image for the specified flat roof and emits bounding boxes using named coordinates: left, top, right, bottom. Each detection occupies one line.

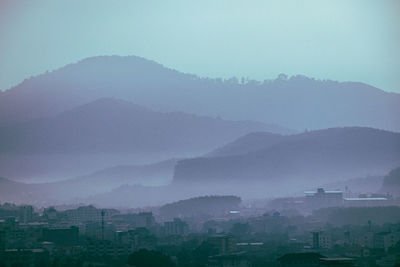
left=236, top=242, right=264, bottom=246
left=320, top=257, right=355, bottom=261
left=304, top=190, right=343, bottom=194
left=304, top=191, right=315, bottom=194
left=344, top=198, right=388, bottom=201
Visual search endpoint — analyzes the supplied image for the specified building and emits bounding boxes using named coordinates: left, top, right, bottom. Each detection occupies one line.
left=111, top=212, right=156, bottom=231
left=2, top=249, right=48, bottom=266
left=359, top=231, right=400, bottom=251
left=136, top=212, right=156, bottom=228
left=18, top=206, right=34, bottom=223
left=374, top=231, right=400, bottom=251
left=343, top=197, right=389, bottom=207
left=208, top=235, right=237, bottom=255
left=277, top=252, right=323, bottom=267
left=208, top=251, right=249, bottom=267
left=164, top=218, right=189, bottom=236
left=86, top=240, right=132, bottom=258
left=0, top=230, right=5, bottom=255
left=360, top=232, right=374, bottom=248
left=319, top=257, right=356, bottom=266
left=312, top=231, right=332, bottom=249
left=43, top=207, right=58, bottom=222
left=305, top=188, right=343, bottom=210
left=115, top=228, right=156, bottom=251
left=42, top=226, right=79, bottom=246
left=62, top=205, right=119, bottom=225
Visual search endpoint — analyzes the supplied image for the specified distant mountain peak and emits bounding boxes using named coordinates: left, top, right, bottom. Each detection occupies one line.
left=67, top=55, right=166, bottom=70
left=0, top=55, right=398, bottom=131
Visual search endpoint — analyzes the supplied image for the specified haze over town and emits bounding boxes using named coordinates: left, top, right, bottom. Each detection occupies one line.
left=0, top=1, right=399, bottom=266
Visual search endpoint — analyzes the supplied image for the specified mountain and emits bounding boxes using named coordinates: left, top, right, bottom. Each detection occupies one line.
left=0, top=157, right=177, bottom=205
left=207, top=132, right=285, bottom=157
left=0, top=177, right=25, bottom=198
left=0, top=56, right=189, bottom=123
left=0, top=176, right=91, bottom=206
left=0, top=97, right=285, bottom=154
left=0, top=98, right=284, bottom=180
left=0, top=177, right=45, bottom=205
left=53, top=159, right=178, bottom=197
left=173, top=127, right=400, bottom=197
left=0, top=55, right=399, bottom=132
left=0, top=175, right=177, bottom=207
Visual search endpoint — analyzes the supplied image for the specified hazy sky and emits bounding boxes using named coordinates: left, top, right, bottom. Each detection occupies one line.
left=0, top=0, right=399, bottom=92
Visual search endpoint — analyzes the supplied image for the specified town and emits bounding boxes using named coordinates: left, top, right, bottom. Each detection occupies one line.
left=1, top=191, right=400, bottom=266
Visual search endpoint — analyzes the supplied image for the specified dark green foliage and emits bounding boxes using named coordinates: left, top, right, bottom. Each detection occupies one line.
left=230, top=223, right=250, bottom=237
left=159, top=195, right=241, bottom=219
left=383, top=167, right=400, bottom=186
left=191, top=241, right=219, bottom=265
left=381, top=167, right=400, bottom=196
left=127, top=249, right=175, bottom=267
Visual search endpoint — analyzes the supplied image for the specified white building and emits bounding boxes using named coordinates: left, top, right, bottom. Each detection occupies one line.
left=305, top=188, right=343, bottom=210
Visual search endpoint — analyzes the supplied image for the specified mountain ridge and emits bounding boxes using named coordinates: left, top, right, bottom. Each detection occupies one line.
left=0, top=97, right=287, bottom=154
left=0, top=97, right=287, bottom=181
left=0, top=55, right=398, bottom=131
left=173, top=127, right=400, bottom=197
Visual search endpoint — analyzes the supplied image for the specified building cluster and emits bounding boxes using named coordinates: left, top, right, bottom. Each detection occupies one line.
left=0, top=203, right=193, bottom=266
left=0, top=196, right=400, bottom=266
left=305, top=188, right=392, bottom=210
left=272, top=187, right=396, bottom=213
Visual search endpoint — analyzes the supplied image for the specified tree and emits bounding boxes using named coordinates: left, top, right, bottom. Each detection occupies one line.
left=127, top=249, right=175, bottom=267
left=230, top=222, right=250, bottom=236
left=192, top=241, right=219, bottom=265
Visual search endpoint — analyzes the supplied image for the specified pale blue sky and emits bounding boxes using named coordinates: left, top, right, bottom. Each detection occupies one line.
left=0, top=0, right=399, bottom=92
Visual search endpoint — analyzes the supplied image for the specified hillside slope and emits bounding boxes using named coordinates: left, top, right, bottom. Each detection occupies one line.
left=173, top=127, right=400, bottom=197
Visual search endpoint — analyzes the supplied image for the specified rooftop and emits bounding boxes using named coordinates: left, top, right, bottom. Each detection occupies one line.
left=344, top=198, right=388, bottom=201
left=304, top=190, right=343, bottom=194
left=278, top=252, right=325, bottom=261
